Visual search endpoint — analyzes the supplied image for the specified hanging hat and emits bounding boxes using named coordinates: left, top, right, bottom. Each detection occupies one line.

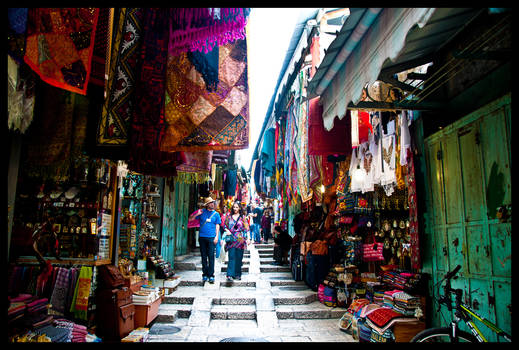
left=203, top=197, right=215, bottom=206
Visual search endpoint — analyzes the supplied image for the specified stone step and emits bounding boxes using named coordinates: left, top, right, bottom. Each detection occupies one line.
left=211, top=304, right=256, bottom=320
left=275, top=301, right=346, bottom=320
left=260, top=265, right=291, bottom=273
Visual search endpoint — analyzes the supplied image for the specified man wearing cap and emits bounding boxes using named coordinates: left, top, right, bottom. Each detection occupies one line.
left=189, top=197, right=221, bottom=283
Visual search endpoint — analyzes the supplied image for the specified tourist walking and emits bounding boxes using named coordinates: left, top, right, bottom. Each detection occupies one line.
left=222, top=201, right=250, bottom=281
left=248, top=201, right=263, bottom=244
left=261, top=207, right=273, bottom=243
left=188, top=197, right=221, bottom=283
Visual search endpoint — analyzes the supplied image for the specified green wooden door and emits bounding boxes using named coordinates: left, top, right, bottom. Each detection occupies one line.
left=161, top=180, right=176, bottom=266
left=423, top=93, right=511, bottom=341
left=174, top=181, right=190, bottom=257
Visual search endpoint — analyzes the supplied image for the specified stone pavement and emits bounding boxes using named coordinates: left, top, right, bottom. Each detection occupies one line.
left=147, top=242, right=354, bottom=342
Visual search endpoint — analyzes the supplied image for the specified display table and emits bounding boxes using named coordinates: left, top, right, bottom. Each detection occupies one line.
left=133, top=297, right=161, bottom=328
left=393, top=320, right=425, bottom=342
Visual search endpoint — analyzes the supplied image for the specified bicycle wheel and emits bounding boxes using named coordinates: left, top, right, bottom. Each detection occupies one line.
left=411, top=327, right=478, bottom=342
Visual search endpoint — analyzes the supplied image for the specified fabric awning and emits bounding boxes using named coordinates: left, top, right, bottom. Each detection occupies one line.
left=308, top=8, right=436, bottom=131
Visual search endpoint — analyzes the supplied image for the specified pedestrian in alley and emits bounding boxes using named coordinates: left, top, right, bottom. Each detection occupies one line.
left=261, top=207, right=273, bottom=243
left=188, top=197, right=221, bottom=284
left=248, top=201, right=263, bottom=244
left=222, top=201, right=250, bottom=281
left=273, top=225, right=291, bottom=266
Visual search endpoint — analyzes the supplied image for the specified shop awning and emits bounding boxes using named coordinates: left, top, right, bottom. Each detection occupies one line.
left=307, top=8, right=483, bottom=131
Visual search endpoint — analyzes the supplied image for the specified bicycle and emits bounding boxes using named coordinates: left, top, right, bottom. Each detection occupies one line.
left=411, top=264, right=512, bottom=342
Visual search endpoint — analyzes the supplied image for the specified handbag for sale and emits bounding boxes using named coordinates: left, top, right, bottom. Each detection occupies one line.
left=318, top=284, right=326, bottom=304
left=362, top=234, right=384, bottom=262
left=323, top=286, right=337, bottom=307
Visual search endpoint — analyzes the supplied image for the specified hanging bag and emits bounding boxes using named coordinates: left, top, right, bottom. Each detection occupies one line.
left=362, top=233, right=384, bottom=262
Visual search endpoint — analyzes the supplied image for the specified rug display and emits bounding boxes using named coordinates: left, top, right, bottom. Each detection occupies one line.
left=160, top=38, right=249, bottom=152
left=23, top=8, right=99, bottom=95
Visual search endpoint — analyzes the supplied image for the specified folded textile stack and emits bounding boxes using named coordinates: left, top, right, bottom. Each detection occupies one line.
left=27, top=298, right=49, bottom=314
left=381, top=271, right=408, bottom=290
left=392, top=291, right=421, bottom=316
left=8, top=302, right=27, bottom=322
left=25, top=314, right=54, bottom=329
left=53, top=318, right=88, bottom=342
left=121, top=327, right=150, bottom=342
left=373, top=291, right=385, bottom=305
left=365, top=307, right=413, bottom=335
left=383, top=290, right=400, bottom=309
left=34, top=324, right=71, bottom=342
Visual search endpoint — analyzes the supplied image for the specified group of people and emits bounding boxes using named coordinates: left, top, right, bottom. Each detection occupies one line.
left=188, top=197, right=292, bottom=283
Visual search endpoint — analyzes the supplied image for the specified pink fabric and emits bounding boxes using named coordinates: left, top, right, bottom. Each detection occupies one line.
left=188, top=210, right=201, bottom=228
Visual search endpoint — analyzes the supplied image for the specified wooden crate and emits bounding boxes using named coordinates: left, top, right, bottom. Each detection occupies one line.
left=393, top=320, right=426, bottom=342
left=133, top=297, right=161, bottom=328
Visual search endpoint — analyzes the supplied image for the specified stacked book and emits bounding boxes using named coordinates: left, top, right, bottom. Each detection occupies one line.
left=132, top=286, right=160, bottom=305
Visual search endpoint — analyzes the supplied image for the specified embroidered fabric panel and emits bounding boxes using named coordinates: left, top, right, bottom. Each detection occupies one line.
left=160, top=38, right=249, bottom=152
left=97, top=8, right=144, bottom=147
left=23, top=8, right=99, bottom=95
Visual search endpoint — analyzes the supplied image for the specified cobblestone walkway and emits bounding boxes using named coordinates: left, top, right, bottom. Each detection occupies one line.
left=147, top=243, right=354, bottom=342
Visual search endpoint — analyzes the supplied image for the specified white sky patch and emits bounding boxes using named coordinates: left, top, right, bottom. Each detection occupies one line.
left=237, top=8, right=303, bottom=170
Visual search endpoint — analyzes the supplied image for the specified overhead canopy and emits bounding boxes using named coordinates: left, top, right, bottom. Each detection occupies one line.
left=307, top=8, right=483, bottom=131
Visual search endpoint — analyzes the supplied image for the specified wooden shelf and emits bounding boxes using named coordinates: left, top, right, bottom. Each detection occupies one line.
left=145, top=214, right=160, bottom=219
left=15, top=256, right=112, bottom=266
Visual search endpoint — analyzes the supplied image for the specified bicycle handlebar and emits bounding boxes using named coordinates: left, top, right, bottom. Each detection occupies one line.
left=444, top=264, right=462, bottom=280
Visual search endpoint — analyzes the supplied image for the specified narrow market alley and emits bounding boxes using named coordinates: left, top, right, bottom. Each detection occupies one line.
left=146, top=243, right=354, bottom=342
left=8, top=7, right=511, bottom=344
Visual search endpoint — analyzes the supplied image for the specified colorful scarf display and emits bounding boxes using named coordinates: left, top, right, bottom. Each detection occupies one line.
left=160, top=38, right=249, bottom=152
left=169, top=8, right=250, bottom=56
left=406, top=148, right=421, bottom=270
left=97, top=8, right=144, bottom=148
left=23, top=8, right=99, bottom=95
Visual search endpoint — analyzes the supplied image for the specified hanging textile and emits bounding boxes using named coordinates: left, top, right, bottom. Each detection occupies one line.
left=308, top=98, right=351, bottom=156
left=176, top=151, right=213, bottom=184
left=8, top=55, right=36, bottom=133
left=212, top=150, right=231, bottom=164
left=261, top=127, right=276, bottom=177
left=97, top=8, right=144, bottom=150
left=406, top=148, right=421, bottom=270
left=160, top=38, right=249, bottom=152
left=128, top=9, right=181, bottom=177
left=380, top=134, right=397, bottom=196
left=24, top=84, right=89, bottom=182
left=49, top=267, right=70, bottom=316
left=89, top=7, right=111, bottom=87
left=23, top=8, right=99, bottom=95
left=351, top=110, right=373, bottom=148
left=69, top=266, right=92, bottom=321
left=296, top=90, right=313, bottom=203
left=187, top=44, right=219, bottom=92
left=169, top=8, right=250, bottom=56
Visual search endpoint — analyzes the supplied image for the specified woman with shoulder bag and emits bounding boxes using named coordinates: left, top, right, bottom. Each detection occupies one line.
left=222, top=201, right=250, bottom=281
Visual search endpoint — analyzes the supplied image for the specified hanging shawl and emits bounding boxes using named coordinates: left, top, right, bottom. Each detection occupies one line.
left=296, top=92, right=313, bottom=203
left=161, top=38, right=249, bottom=152
left=169, top=8, right=250, bottom=56
left=69, top=266, right=92, bottom=321
left=23, top=8, right=99, bottom=95
left=176, top=151, right=213, bottom=184
left=128, top=9, right=181, bottom=177
left=8, top=55, right=36, bottom=133
left=24, top=84, right=89, bottom=182
left=261, top=127, right=276, bottom=177
left=97, top=8, right=144, bottom=150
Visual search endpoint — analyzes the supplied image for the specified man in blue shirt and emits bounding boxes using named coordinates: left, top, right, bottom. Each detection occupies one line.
left=189, top=197, right=221, bottom=283
left=248, top=201, right=263, bottom=244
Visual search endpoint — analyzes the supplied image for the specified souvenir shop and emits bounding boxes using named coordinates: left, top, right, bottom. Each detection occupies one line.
left=252, top=56, right=429, bottom=341
left=8, top=7, right=252, bottom=342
